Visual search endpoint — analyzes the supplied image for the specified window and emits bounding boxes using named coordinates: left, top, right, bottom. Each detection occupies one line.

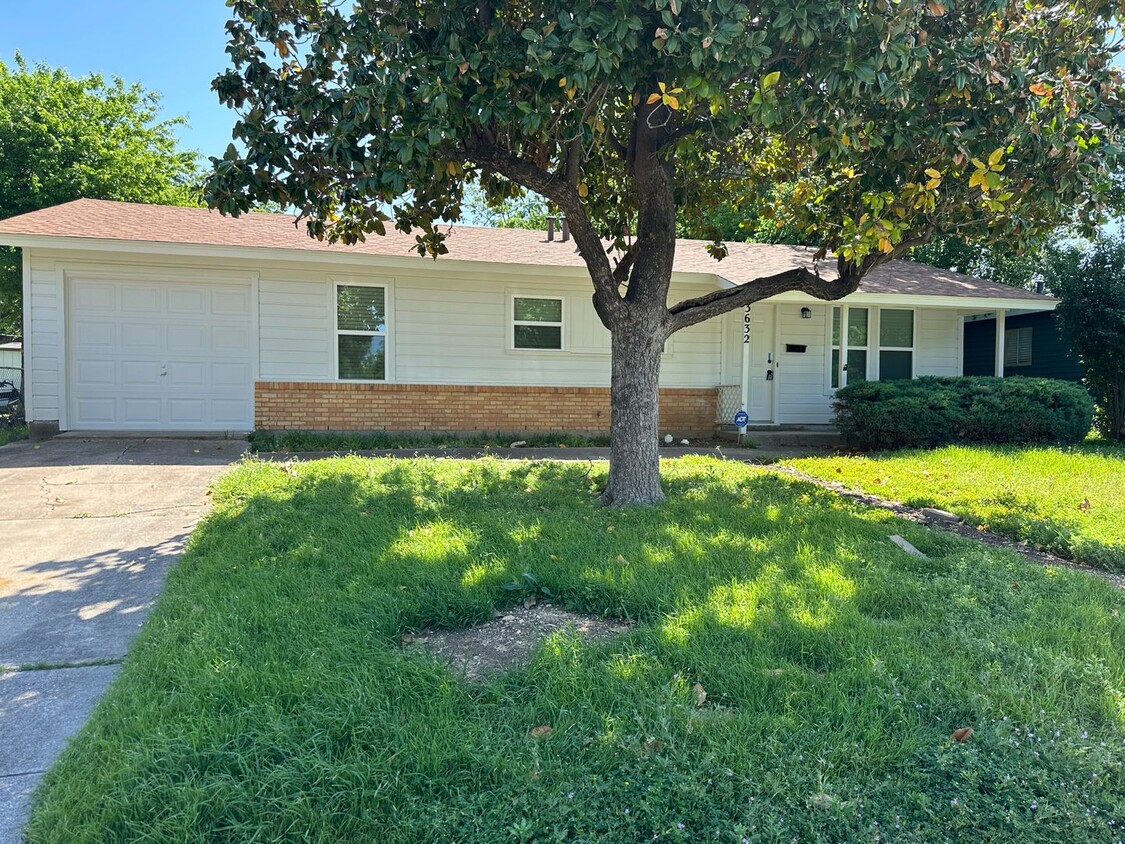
left=1004, top=326, right=1033, bottom=367
left=878, top=309, right=915, bottom=381
left=831, top=307, right=869, bottom=388
left=336, top=284, right=387, bottom=380
left=513, top=296, right=563, bottom=350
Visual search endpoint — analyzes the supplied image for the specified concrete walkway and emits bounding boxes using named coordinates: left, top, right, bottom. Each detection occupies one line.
left=0, top=436, right=244, bottom=842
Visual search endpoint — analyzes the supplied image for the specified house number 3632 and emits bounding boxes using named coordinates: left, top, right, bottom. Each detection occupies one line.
left=743, top=306, right=751, bottom=344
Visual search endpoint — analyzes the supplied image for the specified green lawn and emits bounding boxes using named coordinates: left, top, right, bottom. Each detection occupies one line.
left=27, top=457, right=1125, bottom=843
left=788, top=444, right=1125, bottom=571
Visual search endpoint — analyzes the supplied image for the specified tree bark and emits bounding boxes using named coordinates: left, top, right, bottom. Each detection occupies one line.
left=601, top=315, right=667, bottom=506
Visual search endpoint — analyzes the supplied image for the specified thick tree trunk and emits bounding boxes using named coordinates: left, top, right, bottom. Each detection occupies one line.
left=601, top=317, right=667, bottom=507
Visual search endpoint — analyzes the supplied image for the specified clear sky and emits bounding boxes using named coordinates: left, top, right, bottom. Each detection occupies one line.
left=3, top=1, right=238, bottom=162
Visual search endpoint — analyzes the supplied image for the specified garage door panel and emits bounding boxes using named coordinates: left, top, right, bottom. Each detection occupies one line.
left=167, top=324, right=207, bottom=353
left=213, top=289, right=250, bottom=316
left=73, top=397, right=116, bottom=425
left=73, top=283, right=118, bottom=311
left=121, top=360, right=163, bottom=387
left=120, top=286, right=161, bottom=313
left=74, top=360, right=116, bottom=387
left=68, top=276, right=254, bottom=431
left=121, top=398, right=162, bottom=426
left=213, top=326, right=250, bottom=352
left=121, top=323, right=162, bottom=352
left=211, top=399, right=253, bottom=426
left=167, top=288, right=206, bottom=315
left=74, top=321, right=117, bottom=351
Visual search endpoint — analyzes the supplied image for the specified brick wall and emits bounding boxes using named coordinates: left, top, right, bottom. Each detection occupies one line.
left=255, top=382, right=717, bottom=436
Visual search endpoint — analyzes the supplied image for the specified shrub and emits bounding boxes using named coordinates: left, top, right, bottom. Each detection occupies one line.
left=833, top=376, right=1093, bottom=450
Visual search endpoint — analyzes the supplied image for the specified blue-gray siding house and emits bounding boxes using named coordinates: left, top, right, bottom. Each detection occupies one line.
left=963, top=311, right=1084, bottom=381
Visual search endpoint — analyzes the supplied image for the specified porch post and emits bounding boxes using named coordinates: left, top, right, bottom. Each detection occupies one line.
left=994, top=309, right=1007, bottom=377
left=741, top=305, right=751, bottom=414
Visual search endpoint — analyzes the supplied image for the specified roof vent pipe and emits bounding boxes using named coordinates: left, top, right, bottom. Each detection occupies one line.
left=1032, top=272, right=1046, bottom=296
left=546, top=216, right=556, bottom=241
left=561, top=217, right=570, bottom=242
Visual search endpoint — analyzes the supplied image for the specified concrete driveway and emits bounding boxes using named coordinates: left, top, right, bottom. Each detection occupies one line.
left=0, top=436, right=244, bottom=842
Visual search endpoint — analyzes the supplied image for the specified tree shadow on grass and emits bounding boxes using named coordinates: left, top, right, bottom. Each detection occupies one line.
left=27, top=457, right=1125, bottom=843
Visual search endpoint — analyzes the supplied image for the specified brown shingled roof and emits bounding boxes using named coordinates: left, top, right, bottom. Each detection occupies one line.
left=0, top=199, right=1051, bottom=302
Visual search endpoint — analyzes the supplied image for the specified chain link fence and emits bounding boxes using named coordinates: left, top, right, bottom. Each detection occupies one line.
left=0, top=365, right=24, bottom=427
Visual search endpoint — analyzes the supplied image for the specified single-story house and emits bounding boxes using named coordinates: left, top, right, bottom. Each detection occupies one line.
left=0, top=199, right=1058, bottom=437
left=963, top=310, right=1083, bottom=382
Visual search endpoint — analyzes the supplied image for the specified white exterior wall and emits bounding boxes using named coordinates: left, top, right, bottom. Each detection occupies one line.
left=0, top=348, right=20, bottom=369
left=914, top=308, right=963, bottom=377
left=26, top=253, right=62, bottom=421
left=775, top=303, right=834, bottom=425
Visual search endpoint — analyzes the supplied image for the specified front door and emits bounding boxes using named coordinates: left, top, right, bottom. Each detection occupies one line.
left=746, top=304, right=775, bottom=422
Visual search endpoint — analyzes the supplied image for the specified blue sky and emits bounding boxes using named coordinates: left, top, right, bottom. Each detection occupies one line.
left=4, top=1, right=238, bottom=161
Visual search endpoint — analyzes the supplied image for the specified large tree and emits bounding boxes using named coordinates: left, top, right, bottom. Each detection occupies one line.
left=1046, top=236, right=1125, bottom=440
left=0, top=55, right=202, bottom=336
left=207, top=0, right=1125, bottom=505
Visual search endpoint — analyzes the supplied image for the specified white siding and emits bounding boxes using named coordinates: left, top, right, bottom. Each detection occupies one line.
left=915, top=308, right=963, bottom=376
left=258, top=277, right=333, bottom=380
left=27, top=252, right=62, bottom=421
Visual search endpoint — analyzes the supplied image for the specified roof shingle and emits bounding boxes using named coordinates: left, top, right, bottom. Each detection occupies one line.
left=0, top=199, right=1051, bottom=302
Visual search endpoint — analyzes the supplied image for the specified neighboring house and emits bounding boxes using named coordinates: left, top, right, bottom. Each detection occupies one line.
left=963, top=310, right=1084, bottom=381
left=0, top=199, right=1057, bottom=437
left=0, top=341, right=20, bottom=370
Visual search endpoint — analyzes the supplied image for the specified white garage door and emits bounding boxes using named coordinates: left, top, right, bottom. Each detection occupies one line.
left=68, top=277, right=254, bottom=431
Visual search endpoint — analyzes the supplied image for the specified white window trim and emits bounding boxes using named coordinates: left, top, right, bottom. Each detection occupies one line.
left=830, top=305, right=871, bottom=389
left=509, top=293, right=566, bottom=352
left=333, top=278, right=394, bottom=382
left=877, top=308, right=917, bottom=380
left=1004, top=325, right=1033, bottom=367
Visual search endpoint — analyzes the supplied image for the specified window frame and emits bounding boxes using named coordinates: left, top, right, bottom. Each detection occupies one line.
left=1004, top=325, right=1033, bottom=367
left=333, top=279, right=392, bottom=382
left=877, top=308, right=916, bottom=381
left=830, top=305, right=871, bottom=389
left=510, top=294, right=565, bottom=352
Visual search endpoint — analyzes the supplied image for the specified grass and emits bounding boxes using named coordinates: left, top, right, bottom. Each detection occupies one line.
left=0, top=423, right=27, bottom=446
left=27, top=457, right=1125, bottom=843
left=248, top=430, right=613, bottom=453
left=787, top=444, right=1125, bottom=571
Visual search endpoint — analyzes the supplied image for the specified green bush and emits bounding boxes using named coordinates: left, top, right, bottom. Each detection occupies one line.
left=833, top=376, right=1094, bottom=450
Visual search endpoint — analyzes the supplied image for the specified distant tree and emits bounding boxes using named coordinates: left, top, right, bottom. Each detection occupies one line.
left=0, top=55, right=202, bottom=336
left=208, top=0, right=1125, bottom=505
left=463, top=185, right=550, bottom=230
left=1045, top=237, right=1125, bottom=440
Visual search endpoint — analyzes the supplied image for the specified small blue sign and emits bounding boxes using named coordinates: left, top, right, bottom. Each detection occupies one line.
left=733, top=410, right=750, bottom=428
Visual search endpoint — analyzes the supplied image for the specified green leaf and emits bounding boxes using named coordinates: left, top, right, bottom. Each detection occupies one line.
left=761, top=70, right=781, bottom=90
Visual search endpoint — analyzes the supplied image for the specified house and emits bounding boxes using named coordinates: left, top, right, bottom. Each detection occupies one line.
left=0, top=199, right=1058, bottom=438
left=0, top=340, right=20, bottom=370
left=963, top=310, right=1083, bottom=382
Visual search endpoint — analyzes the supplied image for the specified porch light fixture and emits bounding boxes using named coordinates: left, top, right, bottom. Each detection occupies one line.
left=800, top=307, right=812, bottom=319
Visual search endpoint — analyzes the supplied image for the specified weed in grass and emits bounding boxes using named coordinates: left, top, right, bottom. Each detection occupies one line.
left=788, top=444, right=1125, bottom=571
left=25, top=457, right=1125, bottom=844
left=0, top=424, right=28, bottom=447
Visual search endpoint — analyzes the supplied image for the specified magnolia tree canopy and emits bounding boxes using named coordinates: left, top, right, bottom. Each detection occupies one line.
left=206, top=0, right=1125, bottom=504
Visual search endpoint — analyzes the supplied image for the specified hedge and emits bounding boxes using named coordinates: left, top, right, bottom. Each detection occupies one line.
left=833, top=376, right=1094, bottom=450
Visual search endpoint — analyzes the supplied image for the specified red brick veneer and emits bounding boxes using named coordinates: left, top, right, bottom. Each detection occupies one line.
left=255, top=382, right=717, bottom=436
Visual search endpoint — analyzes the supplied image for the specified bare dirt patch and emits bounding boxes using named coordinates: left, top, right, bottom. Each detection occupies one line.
left=404, top=602, right=630, bottom=681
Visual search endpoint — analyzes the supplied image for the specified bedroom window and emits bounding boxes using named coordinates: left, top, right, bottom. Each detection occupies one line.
left=336, top=284, right=387, bottom=380
left=513, top=296, right=563, bottom=350
left=831, top=307, right=869, bottom=388
left=1004, top=326, right=1033, bottom=367
left=878, top=309, right=915, bottom=381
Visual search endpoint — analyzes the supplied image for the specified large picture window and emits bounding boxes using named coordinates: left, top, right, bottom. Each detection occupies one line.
left=513, top=296, right=563, bottom=350
left=878, top=309, right=915, bottom=381
left=831, top=307, right=869, bottom=388
left=336, top=284, right=387, bottom=380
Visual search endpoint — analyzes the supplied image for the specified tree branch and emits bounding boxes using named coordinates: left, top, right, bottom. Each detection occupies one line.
left=463, top=134, right=625, bottom=322
left=667, top=266, right=863, bottom=334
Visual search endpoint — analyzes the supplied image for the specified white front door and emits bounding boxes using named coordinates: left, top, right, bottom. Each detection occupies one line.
left=747, top=304, right=775, bottom=422
left=68, top=276, right=254, bottom=431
